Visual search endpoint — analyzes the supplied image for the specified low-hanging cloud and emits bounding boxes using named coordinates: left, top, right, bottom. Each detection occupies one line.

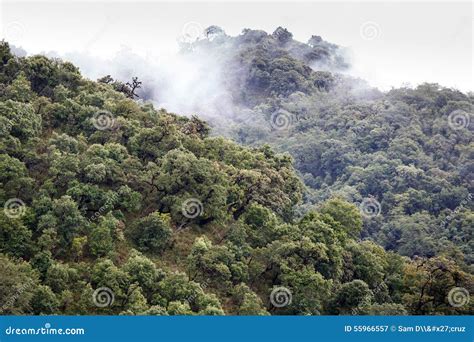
left=13, top=27, right=370, bottom=138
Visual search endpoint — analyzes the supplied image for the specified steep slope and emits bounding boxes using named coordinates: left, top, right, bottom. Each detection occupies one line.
left=147, top=27, right=473, bottom=266
left=0, top=40, right=472, bottom=316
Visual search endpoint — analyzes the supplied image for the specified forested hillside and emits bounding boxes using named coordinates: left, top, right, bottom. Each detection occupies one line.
left=156, top=27, right=474, bottom=266
left=0, top=35, right=472, bottom=316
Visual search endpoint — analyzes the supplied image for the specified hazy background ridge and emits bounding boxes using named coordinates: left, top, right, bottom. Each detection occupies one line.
left=1, top=1, right=472, bottom=92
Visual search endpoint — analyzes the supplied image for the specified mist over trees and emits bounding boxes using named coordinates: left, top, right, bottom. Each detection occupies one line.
left=0, top=24, right=472, bottom=316
left=164, top=26, right=473, bottom=267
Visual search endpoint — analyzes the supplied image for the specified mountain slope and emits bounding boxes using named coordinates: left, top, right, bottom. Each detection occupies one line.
left=152, top=27, right=474, bottom=265
left=0, top=39, right=472, bottom=316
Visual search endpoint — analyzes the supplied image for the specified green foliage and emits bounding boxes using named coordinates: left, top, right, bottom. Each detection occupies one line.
left=279, top=265, right=332, bottom=315
left=0, top=100, right=41, bottom=141
left=183, top=29, right=473, bottom=267
left=187, top=236, right=248, bottom=287
left=232, top=283, right=269, bottom=315
left=89, top=214, right=117, bottom=257
left=123, top=251, right=163, bottom=298
left=30, top=285, right=59, bottom=314
left=0, top=212, right=32, bottom=258
left=402, top=256, right=474, bottom=314
left=0, top=40, right=471, bottom=316
left=318, top=197, right=363, bottom=239
left=44, top=262, right=78, bottom=293
left=362, top=303, right=408, bottom=315
left=330, top=280, right=373, bottom=315
left=0, top=254, right=39, bottom=314
left=129, top=212, right=173, bottom=253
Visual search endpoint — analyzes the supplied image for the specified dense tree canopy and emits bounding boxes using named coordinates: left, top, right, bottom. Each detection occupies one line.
left=0, top=36, right=472, bottom=316
left=175, top=27, right=473, bottom=270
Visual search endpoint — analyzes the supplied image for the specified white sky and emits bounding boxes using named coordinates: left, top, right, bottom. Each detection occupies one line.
left=0, top=0, right=472, bottom=91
